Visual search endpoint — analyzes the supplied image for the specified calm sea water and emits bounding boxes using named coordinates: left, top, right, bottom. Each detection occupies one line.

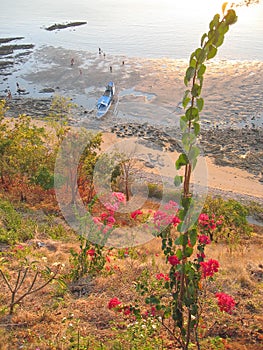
left=1, top=0, right=263, bottom=60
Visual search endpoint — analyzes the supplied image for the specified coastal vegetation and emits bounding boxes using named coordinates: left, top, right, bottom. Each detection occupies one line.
left=0, top=3, right=262, bottom=350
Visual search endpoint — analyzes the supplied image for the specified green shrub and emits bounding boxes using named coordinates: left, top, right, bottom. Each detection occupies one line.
left=202, top=196, right=252, bottom=243
left=0, top=199, right=34, bottom=244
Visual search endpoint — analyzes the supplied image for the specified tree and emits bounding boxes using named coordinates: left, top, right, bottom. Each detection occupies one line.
left=55, top=129, right=102, bottom=205
left=0, top=115, right=54, bottom=200
left=45, top=95, right=76, bottom=143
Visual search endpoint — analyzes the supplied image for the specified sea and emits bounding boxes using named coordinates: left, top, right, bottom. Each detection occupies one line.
left=1, top=0, right=263, bottom=61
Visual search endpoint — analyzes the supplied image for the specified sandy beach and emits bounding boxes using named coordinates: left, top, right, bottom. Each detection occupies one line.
left=0, top=45, right=262, bottom=204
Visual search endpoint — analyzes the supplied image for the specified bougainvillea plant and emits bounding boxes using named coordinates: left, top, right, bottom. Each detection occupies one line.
left=109, top=4, right=237, bottom=349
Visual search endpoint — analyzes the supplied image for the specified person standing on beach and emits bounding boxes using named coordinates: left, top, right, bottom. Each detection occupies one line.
left=7, top=90, right=12, bottom=99
left=110, top=66, right=112, bottom=73
left=71, top=58, right=74, bottom=66
left=16, top=82, right=25, bottom=94
left=99, top=47, right=102, bottom=54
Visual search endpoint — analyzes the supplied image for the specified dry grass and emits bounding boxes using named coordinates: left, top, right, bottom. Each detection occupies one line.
left=0, top=217, right=262, bottom=349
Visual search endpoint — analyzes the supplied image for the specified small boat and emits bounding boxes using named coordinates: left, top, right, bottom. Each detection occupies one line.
left=96, top=82, right=115, bottom=118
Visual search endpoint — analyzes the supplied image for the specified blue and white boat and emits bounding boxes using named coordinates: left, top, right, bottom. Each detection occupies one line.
left=96, top=82, right=115, bottom=118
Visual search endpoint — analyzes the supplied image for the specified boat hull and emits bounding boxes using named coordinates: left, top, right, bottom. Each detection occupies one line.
left=96, top=82, right=115, bottom=118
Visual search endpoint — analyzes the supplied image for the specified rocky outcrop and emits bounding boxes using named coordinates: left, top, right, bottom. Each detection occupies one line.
left=45, top=21, right=87, bottom=31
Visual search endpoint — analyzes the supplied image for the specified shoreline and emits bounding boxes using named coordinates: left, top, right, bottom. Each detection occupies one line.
left=3, top=95, right=263, bottom=181
left=0, top=45, right=262, bottom=205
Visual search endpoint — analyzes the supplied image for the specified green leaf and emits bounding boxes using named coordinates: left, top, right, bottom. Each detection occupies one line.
left=213, top=14, right=220, bottom=27
left=185, top=66, right=195, bottom=85
left=182, top=132, right=196, bottom=152
left=207, top=45, right=217, bottom=59
left=180, top=115, right=188, bottom=131
left=219, top=23, right=229, bottom=34
left=186, top=107, right=199, bottom=121
left=193, top=122, right=200, bottom=136
left=225, top=9, right=238, bottom=25
left=189, top=229, right=197, bottom=246
left=175, top=234, right=188, bottom=246
left=176, top=249, right=183, bottom=259
left=174, top=175, right=183, bottom=187
left=175, top=153, right=188, bottom=170
left=200, top=33, right=207, bottom=47
left=191, top=84, right=201, bottom=97
left=214, top=32, right=225, bottom=47
left=146, top=295, right=160, bottom=305
left=195, top=48, right=206, bottom=63
left=182, top=90, right=191, bottom=108
left=196, top=98, right=204, bottom=112
left=185, top=246, right=193, bottom=257
left=208, top=29, right=214, bottom=40
left=197, top=64, right=206, bottom=78
left=188, top=145, right=200, bottom=162
left=189, top=57, right=197, bottom=68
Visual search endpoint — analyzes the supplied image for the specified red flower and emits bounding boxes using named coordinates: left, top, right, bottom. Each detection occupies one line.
left=200, top=259, right=219, bottom=278
left=112, top=192, right=126, bottom=203
left=108, top=297, right=122, bottom=310
left=168, top=255, right=180, bottom=266
left=107, top=215, right=116, bottom=226
left=198, top=234, right=211, bottom=245
left=123, top=306, right=131, bottom=315
left=150, top=306, right=156, bottom=316
left=156, top=273, right=170, bottom=281
left=172, top=216, right=180, bottom=226
left=198, top=213, right=209, bottom=225
left=215, top=292, right=236, bottom=314
left=131, top=210, right=143, bottom=219
left=87, top=249, right=95, bottom=257
left=100, top=212, right=108, bottom=220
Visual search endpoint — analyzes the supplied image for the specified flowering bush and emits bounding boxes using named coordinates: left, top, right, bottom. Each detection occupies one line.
left=130, top=209, right=143, bottom=220
left=108, top=297, right=122, bottom=310
left=198, top=212, right=224, bottom=241
left=200, top=259, right=220, bottom=278
left=69, top=192, right=125, bottom=281
left=168, top=255, right=180, bottom=266
left=108, top=7, right=238, bottom=349
left=108, top=297, right=132, bottom=316
left=215, top=292, right=236, bottom=314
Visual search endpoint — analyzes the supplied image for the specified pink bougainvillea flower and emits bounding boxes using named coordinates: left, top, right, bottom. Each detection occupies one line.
left=215, top=292, right=236, bottom=314
left=123, top=306, right=131, bottom=315
left=198, top=234, right=211, bottom=245
left=156, top=273, right=170, bottom=281
left=130, top=209, right=143, bottom=219
left=86, top=249, right=95, bottom=257
left=100, top=212, right=109, bottom=220
left=209, top=223, right=216, bottom=230
left=164, top=200, right=178, bottom=211
left=172, top=215, right=180, bottom=226
left=108, top=297, right=122, bottom=310
left=93, top=216, right=102, bottom=225
left=112, top=192, right=126, bottom=203
left=105, top=202, right=119, bottom=212
left=107, top=215, right=116, bottom=226
left=168, top=255, right=180, bottom=266
left=198, top=213, right=209, bottom=224
left=150, top=306, right=156, bottom=316
left=200, top=259, right=219, bottom=278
